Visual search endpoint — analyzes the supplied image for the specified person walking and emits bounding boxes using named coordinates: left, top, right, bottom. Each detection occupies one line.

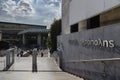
left=17, top=48, right=21, bottom=57
left=40, top=48, right=44, bottom=57
left=20, top=50, right=23, bottom=57
left=48, top=48, right=51, bottom=58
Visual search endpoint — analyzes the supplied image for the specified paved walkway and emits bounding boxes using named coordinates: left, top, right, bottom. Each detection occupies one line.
left=0, top=56, right=84, bottom=80
left=0, top=57, right=6, bottom=70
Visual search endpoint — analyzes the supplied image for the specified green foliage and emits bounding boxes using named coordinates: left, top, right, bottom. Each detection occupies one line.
left=46, top=35, right=51, bottom=48
left=50, top=19, right=61, bottom=52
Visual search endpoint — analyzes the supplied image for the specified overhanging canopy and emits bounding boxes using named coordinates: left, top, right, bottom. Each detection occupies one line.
left=18, top=28, right=49, bottom=35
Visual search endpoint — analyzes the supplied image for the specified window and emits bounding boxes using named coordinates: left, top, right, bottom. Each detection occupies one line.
left=87, top=15, right=100, bottom=29
left=70, top=23, right=78, bottom=33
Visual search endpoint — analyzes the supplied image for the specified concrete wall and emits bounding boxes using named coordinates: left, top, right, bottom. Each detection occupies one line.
left=78, top=20, right=87, bottom=32
left=58, top=23, right=120, bottom=80
left=100, top=6, right=120, bottom=26
left=62, top=0, right=71, bottom=34
left=69, top=0, right=120, bottom=25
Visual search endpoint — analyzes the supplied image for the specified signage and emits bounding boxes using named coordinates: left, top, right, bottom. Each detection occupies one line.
left=68, top=38, right=115, bottom=48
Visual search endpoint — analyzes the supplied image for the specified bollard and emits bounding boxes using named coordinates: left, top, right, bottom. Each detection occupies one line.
left=32, top=48, right=37, bottom=72
left=6, top=50, right=10, bottom=70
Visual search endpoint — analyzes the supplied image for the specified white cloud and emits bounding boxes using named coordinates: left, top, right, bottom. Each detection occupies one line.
left=0, top=0, right=15, bottom=20
left=23, top=0, right=32, bottom=3
left=6, top=0, right=16, bottom=6
left=14, top=0, right=35, bottom=16
left=34, top=0, right=61, bottom=19
left=0, top=0, right=61, bottom=28
left=24, top=0, right=61, bottom=28
left=0, top=0, right=35, bottom=17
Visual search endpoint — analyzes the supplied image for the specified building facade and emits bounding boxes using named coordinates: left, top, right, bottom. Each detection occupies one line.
left=0, top=31, right=1, bottom=41
left=0, top=22, right=48, bottom=48
left=58, top=0, right=120, bottom=80
left=62, top=0, right=120, bottom=34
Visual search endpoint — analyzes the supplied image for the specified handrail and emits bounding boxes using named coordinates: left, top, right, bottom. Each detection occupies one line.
left=3, top=48, right=15, bottom=71
left=0, top=58, right=6, bottom=70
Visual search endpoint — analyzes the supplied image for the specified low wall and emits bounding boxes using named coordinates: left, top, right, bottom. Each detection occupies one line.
left=57, top=23, right=120, bottom=80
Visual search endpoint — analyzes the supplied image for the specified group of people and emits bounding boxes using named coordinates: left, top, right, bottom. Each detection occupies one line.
left=17, top=48, right=23, bottom=57
left=16, top=48, right=45, bottom=57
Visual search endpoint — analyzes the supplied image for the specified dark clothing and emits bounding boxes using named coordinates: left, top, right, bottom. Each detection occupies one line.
left=20, top=51, right=23, bottom=57
left=41, top=52, right=43, bottom=57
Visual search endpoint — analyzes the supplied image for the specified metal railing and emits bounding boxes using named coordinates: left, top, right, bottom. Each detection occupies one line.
left=3, top=48, right=15, bottom=71
left=0, top=57, right=6, bottom=71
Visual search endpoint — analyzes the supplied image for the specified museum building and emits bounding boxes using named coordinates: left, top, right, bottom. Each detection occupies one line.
left=0, top=22, right=48, bottom=48
left=58, top=0, right=120, bottom=80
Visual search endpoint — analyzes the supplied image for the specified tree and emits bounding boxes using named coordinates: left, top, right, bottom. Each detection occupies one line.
left=46, top=35, right=51, bottom=48
left=0, top=41, right=10, bottom=50
left=50, top=19, right=61, bottom=52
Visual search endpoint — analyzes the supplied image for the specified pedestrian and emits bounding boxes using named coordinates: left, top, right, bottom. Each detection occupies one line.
left=20, top=50, right=23, bottom=57
left=40, top=48, right=44, bottom=57
left=17, top=48, right=21, bottom=57
left=48, top=48, right=51, bottom=58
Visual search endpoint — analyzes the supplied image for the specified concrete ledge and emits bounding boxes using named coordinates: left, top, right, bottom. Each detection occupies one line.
left=66, top=58, right=120, bottom=63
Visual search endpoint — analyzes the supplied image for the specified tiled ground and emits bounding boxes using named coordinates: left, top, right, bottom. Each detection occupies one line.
left=0, top=56, right=83, bottom=80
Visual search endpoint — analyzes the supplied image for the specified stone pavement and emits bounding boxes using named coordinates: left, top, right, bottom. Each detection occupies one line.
left=0, top=56, right=84, bottom=80
left=9, top=57, right=32, bottom=71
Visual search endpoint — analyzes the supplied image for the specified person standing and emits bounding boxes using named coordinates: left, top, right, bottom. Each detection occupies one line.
left=40, top=48, right=44, bottom=57
left=48, top=48, right=51, bottom=58
left=17, top=48, right=21, bottom=57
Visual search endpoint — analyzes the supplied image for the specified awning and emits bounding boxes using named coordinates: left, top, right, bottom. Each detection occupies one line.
left=18, top=28, right=49, bottom=35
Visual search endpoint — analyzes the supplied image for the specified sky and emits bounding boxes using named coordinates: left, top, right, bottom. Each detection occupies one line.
left=0, top=0, right=61, bottom=28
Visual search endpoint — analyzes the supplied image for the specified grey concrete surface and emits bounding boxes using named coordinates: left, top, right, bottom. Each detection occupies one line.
left=0, top=56, right=83, bottom=80
left=57, top=23, right=120, bottom=80
left=0, top=71, right=83, bottom=80
left=9, top=57, right=32, bottom=71
left=37, top=57, right=61, bottom=71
